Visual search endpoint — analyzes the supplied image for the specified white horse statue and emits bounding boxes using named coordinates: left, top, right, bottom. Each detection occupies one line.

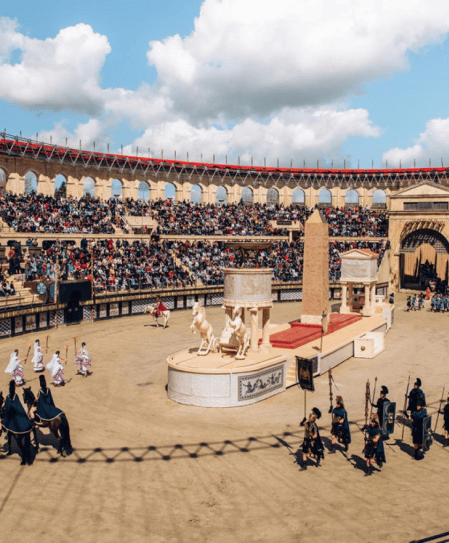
left=228, top=305, right=250, bottom=359
left=144, top=303, right=170, bottom=329
left=190, top=302, right=216, bottom=355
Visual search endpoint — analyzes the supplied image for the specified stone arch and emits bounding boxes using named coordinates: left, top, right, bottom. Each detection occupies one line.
left=215, top=185, right=227, bottom=204
left=138, top=180, right=150, bottom=202
left=25, top=171, right=37, bottom=194
left=292, top=188, right=305, bottom=204
left=83, top=177, right=96, bottom=197
left=266, top=187, right=279, bottom=204
left=191, top=184, right=202, bottom=204
left=401, top=229, right=449, bottom=254
left=54, top=174, right=67, bottom=198
left=241, top=186, right=253, bottom=204
left=318, top=188, right=332, bottom=205
left=165, top=182, right=176, bottom=200
left=345, top=188, right=359, bottom=205
left=111, top=178, right=123, bottom=200
left=372, top=189, right=386, bottom=205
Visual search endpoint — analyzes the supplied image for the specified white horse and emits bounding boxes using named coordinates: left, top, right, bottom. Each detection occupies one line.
left=144, top=304, right=170, bottom=328
left=190, top=302, right=215, bottom=355
left=228, top=305, right=250, bottom=359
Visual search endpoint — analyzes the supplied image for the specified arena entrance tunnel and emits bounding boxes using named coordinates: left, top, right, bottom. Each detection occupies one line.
left=400, top=228, right=449, bottom=291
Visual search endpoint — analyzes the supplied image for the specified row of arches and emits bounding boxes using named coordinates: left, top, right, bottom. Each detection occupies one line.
left=1, top=168, right=387, bottom=205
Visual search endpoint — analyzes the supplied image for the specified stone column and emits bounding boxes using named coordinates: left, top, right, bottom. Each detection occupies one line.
left=371, top=283, right=377, bottom=312
left=248, top=308, right=259, bottom=354
left=340, top=282, right=348, bottom=313
left=348, top=283, right=354, bottom=312
left=261, top=307, right=271, bottom=347
left=363, top=282, right=371, bottom=316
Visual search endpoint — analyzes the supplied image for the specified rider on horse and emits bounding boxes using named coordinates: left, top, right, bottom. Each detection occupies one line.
left=1, top=380, right=33, bottom=464
left=152, top=297, right=168, bottom=318
left=30, top=375, right=65, bottom=423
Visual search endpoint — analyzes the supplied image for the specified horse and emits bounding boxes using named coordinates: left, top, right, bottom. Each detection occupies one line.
left=190, top=302, right=215, bottom=354
left=0, top=390, right=33, bottom=465
left=228, top=305, right=250, bottom=359
left=22, top=387, right=72, bottom=457
left=144, top=304, right=170, bottom=328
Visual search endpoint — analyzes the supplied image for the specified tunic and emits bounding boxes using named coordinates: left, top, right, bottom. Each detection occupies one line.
left=34, top=388, right=64, bottom=421
left=1, top=394, right=33, bottom=434
left=364, top=426, right=386, bottom=464
left=331, top=406, right=352, bottom=444
left=408, top=388, right=426, bottom=413
left=301, top=420, right=324, bottom=459
left=373, top=396, right=390, bottom=427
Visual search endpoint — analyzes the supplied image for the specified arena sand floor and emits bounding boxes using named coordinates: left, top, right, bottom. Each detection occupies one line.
left=0, top=293, right=448, bottom=543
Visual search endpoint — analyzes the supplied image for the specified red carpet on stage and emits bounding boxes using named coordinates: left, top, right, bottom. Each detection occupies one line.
left=267, top=313, right=362, bottom=349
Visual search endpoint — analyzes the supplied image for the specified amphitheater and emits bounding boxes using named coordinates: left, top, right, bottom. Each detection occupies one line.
left=0, top=134, right=448, bottom=543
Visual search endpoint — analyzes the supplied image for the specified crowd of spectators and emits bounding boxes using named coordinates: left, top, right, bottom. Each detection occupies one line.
left=0, top=193, right=388, bottom=238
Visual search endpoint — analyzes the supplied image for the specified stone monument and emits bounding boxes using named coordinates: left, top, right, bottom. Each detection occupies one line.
left=339, top=249, right=379, bottom=316
left=300, top=209, right=330, bottom=326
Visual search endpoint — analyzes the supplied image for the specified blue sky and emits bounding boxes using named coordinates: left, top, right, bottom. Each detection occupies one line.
left=1, top=0, right=449, bottom=169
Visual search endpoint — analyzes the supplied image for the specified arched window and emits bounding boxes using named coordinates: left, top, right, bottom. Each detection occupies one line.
left=345, top=189, right=359, bottom=205
left=111, top=179, right=123, bottom=200
left=318, top=188, right=332, bottom=204
left=266, top=187, right=279, bottom=204
left=216, top=185, right=227, bottom=204
left=292, top=188, right=305, bottom=204
left=165, top=182, right=175, bottom=200
left=25, top=171, right=37, bottom=194
left=372, top=189, right=386, bottom=205
left=0, top=168, right=6, bottom=194
left=191, top=184, right=202, bottom=204
left=241, top=187, right=253, bottom=204
left=83, top=177, right=95, bottom=197
left=55, top=174, right=67, bottom=198
left=138, top=181, right=150, bottom=202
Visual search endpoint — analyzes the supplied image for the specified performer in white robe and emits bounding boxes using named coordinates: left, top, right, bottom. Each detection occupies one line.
left=31, top=339, right=45, bottom=372
left=46, top=351, right=65, bottom=386
left=74, top=342, right=91, bottom=377
left=5, top=349, right=25, bottom=386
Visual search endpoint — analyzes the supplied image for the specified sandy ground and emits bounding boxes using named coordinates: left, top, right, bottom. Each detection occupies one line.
left=0, top=293, right=448, bottom=543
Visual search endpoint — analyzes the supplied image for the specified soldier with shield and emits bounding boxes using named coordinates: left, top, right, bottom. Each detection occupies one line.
left=371, top=385, right=390, bottom=428
left=407, top=378, right=426, bottom=416
left=330, top=396, right=351, bottom=453
left=364, top=414, right=386, bottom=476
left=441, top=396, right=449, bottom=447
left=298, top=407, right=324, bottom=470
left=411, top=397, right=429, bottom=459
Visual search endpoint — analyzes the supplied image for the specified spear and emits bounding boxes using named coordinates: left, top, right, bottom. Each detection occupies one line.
left=369, top=376, right=378, bottom=418
left=24, top=343, right=31, bottom=364
left=65, top=344, right=68, bottom=366
left=328, top=369, right=334, bottom=416
left=365, top=379, right=370, bottom=427
left=434, top=386, right=446, bottom=433
left=72, top=336, right=77, bottom=355
left=45, top=334, right=49, bottom=352
left=401, top=375, right=411, bottom=441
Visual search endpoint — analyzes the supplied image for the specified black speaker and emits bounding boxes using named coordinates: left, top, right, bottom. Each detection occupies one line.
left=59, top=280, right=92, bottom=303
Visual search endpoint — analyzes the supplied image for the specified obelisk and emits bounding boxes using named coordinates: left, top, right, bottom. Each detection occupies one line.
left=300, top=208, right=329, bottom=325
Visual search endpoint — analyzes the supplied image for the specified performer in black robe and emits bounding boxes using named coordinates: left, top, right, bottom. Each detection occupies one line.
left=364, top=416, right=386, bottom=475
left=411, top=397, right=427, bottom=459
left=371, top=385, right=390, bottom=428
left=299, top=407, right=324, bottom=470
left=407, top=378, right=426, bottom=416
left=330, top=396, right=351, bottom=452
left=1, top=380, right=33, bottom=464
left=34, top=375, right=64, bottom=422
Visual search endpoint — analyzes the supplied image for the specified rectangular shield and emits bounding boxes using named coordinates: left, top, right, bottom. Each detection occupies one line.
left=296, top=357, right=314, bottom=392
left=382, top=401, right=396, bottom=436
left=422, top=415, right=433, bottom=452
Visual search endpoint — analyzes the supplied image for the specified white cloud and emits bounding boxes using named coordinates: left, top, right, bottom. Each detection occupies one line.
left=0, top=18, right=110, bottom=115
left=383, top=118, right=449, bottom=167
left=38, top=119, right=109, bottom=151
left=126, top=106, right=380, bottom=165
left=147, top=0, right=449, bottom=122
